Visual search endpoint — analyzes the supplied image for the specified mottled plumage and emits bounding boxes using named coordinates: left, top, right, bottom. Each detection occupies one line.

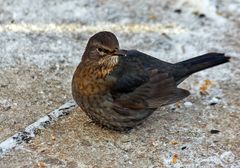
left=72, top=31, right=230, bottom=131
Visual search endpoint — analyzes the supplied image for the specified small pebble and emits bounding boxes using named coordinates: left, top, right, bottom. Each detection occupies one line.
left=174, top=9, right=182, bottom=14
left=170, top=140, right=178, bottom=145
left=181, top=146, right=187, bottom=150
left=199, top=14, right=206, bottom=18
left=37, top=161, right=46, bottom=168
left=220, top=151, right=235, bottom=163
left=184, top=101, right=193, bottom=107
left=210, top=129, right=220, bottom=134
left=209, top=97, right=220, bottom=106
left=0, top=99, right=12, bottom=111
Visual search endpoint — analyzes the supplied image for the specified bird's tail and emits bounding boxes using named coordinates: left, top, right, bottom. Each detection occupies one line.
left=174, top=53, right=230, bottom=83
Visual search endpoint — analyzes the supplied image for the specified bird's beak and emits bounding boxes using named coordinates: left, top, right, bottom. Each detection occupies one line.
left=113, top=49, right=127, bottom=56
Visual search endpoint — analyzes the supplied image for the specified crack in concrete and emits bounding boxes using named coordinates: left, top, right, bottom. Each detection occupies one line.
left=0, top=100, right=76, bottom=157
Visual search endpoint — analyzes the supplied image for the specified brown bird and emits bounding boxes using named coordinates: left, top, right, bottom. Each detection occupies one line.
left=72, top=31, right=230, bottom=131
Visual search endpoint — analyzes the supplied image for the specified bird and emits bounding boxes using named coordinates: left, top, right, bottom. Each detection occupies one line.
left=72, top=31, right=230, bottom=131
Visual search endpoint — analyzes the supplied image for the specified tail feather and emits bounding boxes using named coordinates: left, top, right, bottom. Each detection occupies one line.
left=174, top=53, right=230, bottom=84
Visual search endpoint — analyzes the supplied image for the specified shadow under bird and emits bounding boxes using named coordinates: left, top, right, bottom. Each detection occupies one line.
left=72, top=31, right=230, bottom=131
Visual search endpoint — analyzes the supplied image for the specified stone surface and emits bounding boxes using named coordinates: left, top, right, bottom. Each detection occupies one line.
left=0, top=0, right=240, bottom=167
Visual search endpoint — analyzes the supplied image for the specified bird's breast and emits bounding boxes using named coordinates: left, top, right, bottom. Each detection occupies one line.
left=72, top=58, right=118, bottom=97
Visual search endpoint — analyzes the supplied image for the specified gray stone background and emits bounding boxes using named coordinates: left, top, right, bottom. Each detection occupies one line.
left=0, top=0, right=239, bottom=167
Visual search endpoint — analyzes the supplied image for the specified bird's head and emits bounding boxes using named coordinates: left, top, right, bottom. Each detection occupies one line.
left=82, top=31, right=127, bottom=62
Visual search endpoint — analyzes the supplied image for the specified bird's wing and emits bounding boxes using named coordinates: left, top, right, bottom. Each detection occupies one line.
left=111, top=69, right=190, bottom=110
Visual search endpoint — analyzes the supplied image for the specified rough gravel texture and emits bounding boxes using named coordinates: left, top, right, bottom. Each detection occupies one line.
left=0, top=0, right=240, bottom=167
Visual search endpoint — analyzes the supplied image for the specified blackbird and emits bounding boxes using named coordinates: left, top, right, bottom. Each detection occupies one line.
left=72, top=31, right=230, bottom=131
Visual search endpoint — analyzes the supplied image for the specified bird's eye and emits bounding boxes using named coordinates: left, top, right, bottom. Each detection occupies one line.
left=97, top=48, right=104, bottom=52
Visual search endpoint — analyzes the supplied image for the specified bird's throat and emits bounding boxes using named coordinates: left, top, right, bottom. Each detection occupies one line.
left=72, top=56, right=119, bottom=97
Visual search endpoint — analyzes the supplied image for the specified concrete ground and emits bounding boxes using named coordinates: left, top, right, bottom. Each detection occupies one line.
left=0, top=0, right=240, bottom=167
